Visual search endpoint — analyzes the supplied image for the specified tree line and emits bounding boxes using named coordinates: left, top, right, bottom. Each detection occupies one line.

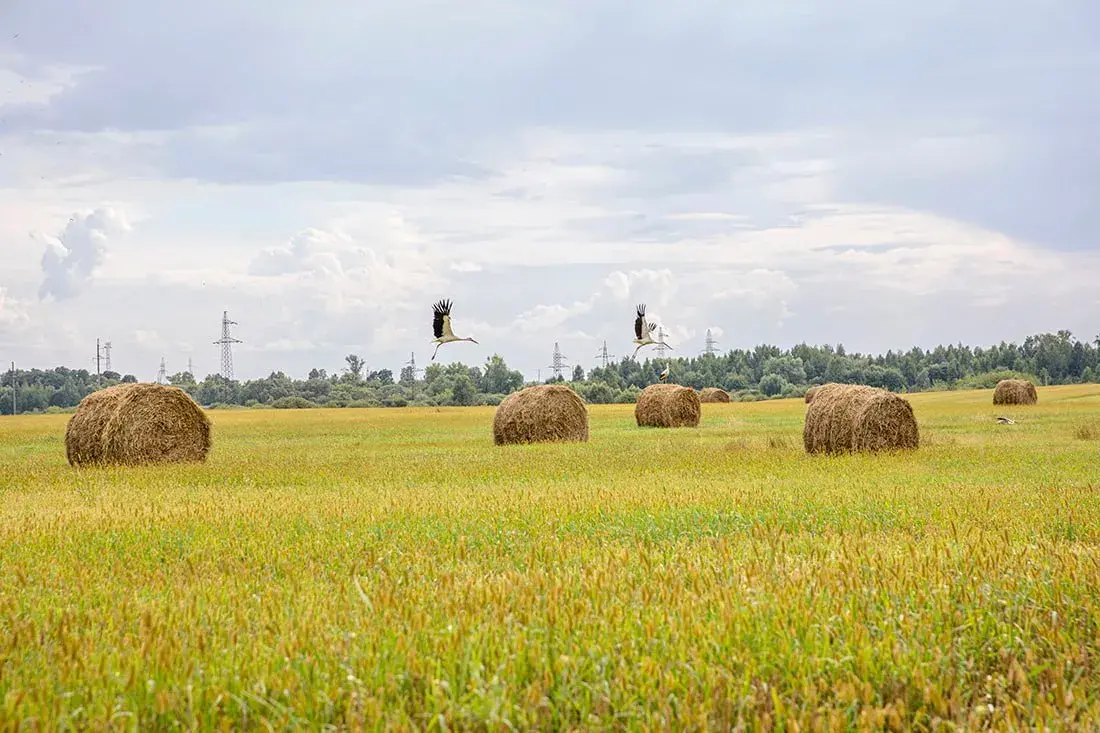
left=2, top=329, right=1098, bottom=414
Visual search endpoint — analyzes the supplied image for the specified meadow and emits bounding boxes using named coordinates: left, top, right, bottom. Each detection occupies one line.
left=1, top=386, right=1099, bottom=730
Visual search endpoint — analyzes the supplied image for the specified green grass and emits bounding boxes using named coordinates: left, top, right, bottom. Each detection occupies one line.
left=2, top=385, right=1099, bottom=730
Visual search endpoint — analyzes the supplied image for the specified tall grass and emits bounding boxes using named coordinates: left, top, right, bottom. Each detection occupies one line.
left=2, top=385, right=1099, bottom=728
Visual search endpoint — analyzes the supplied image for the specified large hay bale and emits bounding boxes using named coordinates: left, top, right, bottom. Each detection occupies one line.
left=699, top=387, right=731, bottom=403
left=993, top=379, right=1038, bottom=405
left=804, top=385, right=821, bottom=404
left=65, top=383, right=212, bottom=467
left=635, top=383, right=701, bottom=428
left=493, top=384, right=589, bottom=445
left=803, top=383, right=918, bottom=454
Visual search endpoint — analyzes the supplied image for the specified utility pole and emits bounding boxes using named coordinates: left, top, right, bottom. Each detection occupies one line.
left=703, top=328, right=719, bottom=357
left=95, top=338, right=102, bottom=376
left=214, top=310, right=242, bottom=380
left=655, top=326, right=670, bottom=359
left=594, top=340, right=615, bottom=368
left=547, top=342, right=568, bottom=380
left=8, top=362, right=15, bottom=416
left=156, top=358, right=167, bottom=384
left=103, top=341, right=112, bottom=373
left=187, top=357, right=194, bottom=377
left=405, top=352, right=422, bottom=378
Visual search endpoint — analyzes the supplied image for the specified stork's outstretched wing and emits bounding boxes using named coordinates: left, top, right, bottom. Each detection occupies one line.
left=634, top=304, right=646, bottom=340
left=432, top=299, right=452, bottom=339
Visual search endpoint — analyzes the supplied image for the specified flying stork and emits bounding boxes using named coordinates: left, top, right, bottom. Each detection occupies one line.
left=430, top=298, right=478, bottom=360
left=631, top=303, right=673, bottom=359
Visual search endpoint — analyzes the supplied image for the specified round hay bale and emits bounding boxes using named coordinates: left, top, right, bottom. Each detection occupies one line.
left=699, top=387, right=731, bottom=403
left=493, top=384, right=589, bottom=445
left=635, top=383, right=701, bottom=428
left=804, top=385, right=821, bottom=404
left=803, top=383, right=918, bottom=454
left=993, top=379, right=1037, bottom=405
left=65, top=383, right=212, bottom=467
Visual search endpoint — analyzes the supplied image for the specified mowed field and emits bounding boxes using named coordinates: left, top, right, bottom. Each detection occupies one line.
left=2, top=386, right=1100, bottom=730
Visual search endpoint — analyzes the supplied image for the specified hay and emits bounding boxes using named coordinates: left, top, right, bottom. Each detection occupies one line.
left=493, top=384, right=589, bottom=445
left=803, top=383, right=918, bottom=454
left=65, top=383, right=212, bottom=467
left=699, top=387, right=731, bottom=403
left=804, top=385, right=822, bottom=404
left=635, top=383, right=701, bottom=428
left=993, top=379, right=1038, bottom=405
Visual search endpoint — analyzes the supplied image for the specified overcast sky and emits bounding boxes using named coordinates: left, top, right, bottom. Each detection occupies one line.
left=2, top=1, right=1098, bottom=382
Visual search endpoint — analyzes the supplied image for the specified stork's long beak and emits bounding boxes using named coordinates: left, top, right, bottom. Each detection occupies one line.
left=469, top=338, right=479, bottom=344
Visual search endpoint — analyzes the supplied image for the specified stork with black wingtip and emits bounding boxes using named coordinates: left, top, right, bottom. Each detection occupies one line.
left=430, top=298, right=479, bottom=360
left=631, top=303, right=673, bottom=359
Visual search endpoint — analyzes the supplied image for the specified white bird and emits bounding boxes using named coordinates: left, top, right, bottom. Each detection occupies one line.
left=430, top=298, right=479, bottom=360
left=659, top=366, right=670, bottom=382
left=631, top=303, right=673, bottom=359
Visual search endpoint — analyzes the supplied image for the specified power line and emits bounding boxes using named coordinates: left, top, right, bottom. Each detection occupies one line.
left=214, top=310, right=242, bottom=380
left=547, top=342, right=568, bottom=380
left=594, top=340, right=615, bottom=368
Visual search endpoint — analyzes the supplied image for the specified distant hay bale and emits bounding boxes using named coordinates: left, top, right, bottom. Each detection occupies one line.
left=699, top=387, right=730, bottom=403
left=65, top=383, right=212, bottom=467
left=803, top=383, right=918, bottom=454
left=493, top=384, right=589, bottom=445
left=993, top=379, right=1038, bottom=405
left=635, top=383, right=701, bottom=428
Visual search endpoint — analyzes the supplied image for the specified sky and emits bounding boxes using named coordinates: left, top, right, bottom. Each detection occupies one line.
left=1, top=0, right=1099, bottom=382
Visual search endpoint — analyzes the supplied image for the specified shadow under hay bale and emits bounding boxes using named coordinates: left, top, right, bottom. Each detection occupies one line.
left=493, top=384, right=589, bottom=445
left=993, top=379, right=1038, bottom=405
left=803, top=383, right=918, bottom=454
left=699, top=387, right=731, bottom=403
left=636, top=383, right=701, bottom=428
left=65, top=383, right=212, bottom=467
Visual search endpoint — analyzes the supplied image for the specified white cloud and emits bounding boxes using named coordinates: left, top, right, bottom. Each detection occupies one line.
left=34, top=207, right=131, bottom=301
left=0, top=288, right=31, bottom=333
left=513, top=295, right=601, bottom=334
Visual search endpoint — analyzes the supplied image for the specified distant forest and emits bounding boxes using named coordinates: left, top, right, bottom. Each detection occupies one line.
left=2, top=330, right=1099, bottom=414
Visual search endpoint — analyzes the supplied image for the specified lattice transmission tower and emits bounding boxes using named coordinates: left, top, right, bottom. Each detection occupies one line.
left=594, top=340, right=615, bottom=368
left=655, top=327, right=670, bottom=359
left=703, top=328, right=719, bottom=357
left=214, top=311, right=242, bottom=380
left=156, top=358, right=167, bottom=384
left=547, top=342, right=569, bottom=380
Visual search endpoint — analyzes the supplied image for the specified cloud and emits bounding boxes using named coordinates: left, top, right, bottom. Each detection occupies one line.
left=513, top=295, right=601, bottom=334
left=602, top=268, right=677, bottom=306
left=0, top=288, right=31, bottom=332
left=35, top=207, right=130, bottom=301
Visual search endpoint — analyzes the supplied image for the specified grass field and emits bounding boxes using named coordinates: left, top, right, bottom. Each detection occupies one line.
left=2, top=385, right=1100, bottom=730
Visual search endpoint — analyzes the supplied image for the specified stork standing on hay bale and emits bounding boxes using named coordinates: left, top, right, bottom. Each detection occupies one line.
left=631, top=304, right=673, bottom=359
left=430, top=298, right=479, bottom=360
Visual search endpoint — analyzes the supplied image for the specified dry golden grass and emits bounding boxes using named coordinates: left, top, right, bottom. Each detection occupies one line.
left=2, top=385, right=1100, bottom=729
